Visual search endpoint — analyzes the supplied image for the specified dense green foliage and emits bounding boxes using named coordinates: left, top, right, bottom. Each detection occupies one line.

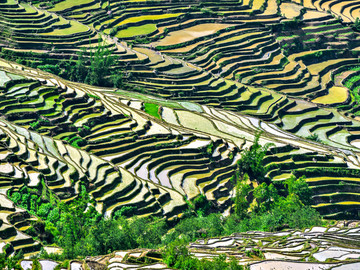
left=60, top=44, right=119, bottom=86
left=237, top=132, right=273, bottom=183
left=342, top=69, right=360, bottom=114
left=9, top=184, right=170, bottom=259
left=163, top=241, right=246, bottom=270
left=0, top=250, right=23, bottom=270
left=6, top=131, right=321, bottom=267
left=352, top=17, right=360, bottom=32
left=229, top=133, right=320, bottom=232
left=234, top=173, right=251, bottom=218
left=162, top=182, right=321, bottom=270
left=8, top=173, right=320, bottom=261
left=1, top=42, right=124, bottom=88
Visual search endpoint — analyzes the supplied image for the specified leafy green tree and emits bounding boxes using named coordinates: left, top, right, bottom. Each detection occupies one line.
left=112, top=72, right=124, bottom=88
left=163, top=213, right=225, bottom=244
left=75, top=218, right=130, bottom=256
left=352, top=17, right=360, bottom=32
left=0, top=250, right=23, bottom=270
left=253, top=182, right=278, bottom=213
left=32, top=259, right=41, bottom=270
left=49, top=43, right=121, bottom=87
left=285, top=175, right=313, bottom=205
left=47, top=208, right=60, bottom=223
left=193, top=194, right=212, bottom=217
left=238, top=131, right=273, bottom=183
left=234, top=173, right=251, bottom=218
left=36, top=64, right=61, bottom=75
left=202, top=254, right=228, bottom=270
left=163, top=240, right=193, bottom=268
left=37, top=203, right=52, bottom=218
left=135, top=217, right=167, bottom=248
left=10, top=192, right=21, bottom=204
left=85, top=44, right=115, bottom=86
left=0, top=253, right=5, bottom=270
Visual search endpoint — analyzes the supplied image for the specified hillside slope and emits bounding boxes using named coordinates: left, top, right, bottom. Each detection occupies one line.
left=0, top=0, right=360, bottom=261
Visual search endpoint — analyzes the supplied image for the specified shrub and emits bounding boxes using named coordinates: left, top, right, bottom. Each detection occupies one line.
left=306, top=133, right=322, bottom=143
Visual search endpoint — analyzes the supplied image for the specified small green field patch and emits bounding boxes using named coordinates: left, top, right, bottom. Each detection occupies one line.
left=115, top=24, right=157, bottom=38
left=49, top=0, right=94, bottom=12
left=144, top=103, right=160, bottom=119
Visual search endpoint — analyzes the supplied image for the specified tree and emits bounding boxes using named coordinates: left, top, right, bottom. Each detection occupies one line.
left=352, top=17, right=360, bottom=32
left=0, top=253, right=5, bottom=270
left=253, top=182, right=278, bottom=212
left=85, top=43, right=116, bottom=86
left=163, top=240, right=193, bottom=268
left=285, top=175, right=313, bottom=205
left=238, top=131, right=273, bottom=183
left=52, top=42, right=120, bottom=87
left=234, top=173, right=251, bottom=218
left=0, top=250, right=24, bottom=270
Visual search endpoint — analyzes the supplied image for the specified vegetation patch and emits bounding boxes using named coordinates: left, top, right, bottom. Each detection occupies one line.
left=116, top=24, right=157, bottom=39
left=1, top=0, right=360, bottom=267
left=144, top=103, right=161, bottom=119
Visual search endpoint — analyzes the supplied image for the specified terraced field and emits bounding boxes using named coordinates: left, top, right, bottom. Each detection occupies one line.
left=0, top=0, right=360, bottom=264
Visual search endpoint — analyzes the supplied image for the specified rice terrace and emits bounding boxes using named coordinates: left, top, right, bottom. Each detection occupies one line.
left=1, top=0, right=360, bottom=269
